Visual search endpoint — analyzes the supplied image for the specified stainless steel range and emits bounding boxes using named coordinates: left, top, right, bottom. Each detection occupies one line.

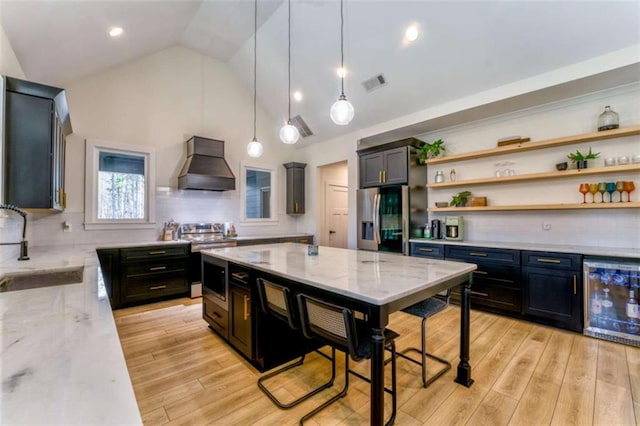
left=178, top=223, right=237, bottom=297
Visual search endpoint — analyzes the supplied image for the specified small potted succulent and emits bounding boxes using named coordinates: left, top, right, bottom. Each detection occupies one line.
left=417, top=139, right=446, bottom=164
left=567, top=147, right=600, bottom=169
left=450, top=190, right=471, bottom=207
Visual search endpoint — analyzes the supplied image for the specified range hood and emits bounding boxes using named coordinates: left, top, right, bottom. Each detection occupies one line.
left=178, top=136, right=235, bottom=191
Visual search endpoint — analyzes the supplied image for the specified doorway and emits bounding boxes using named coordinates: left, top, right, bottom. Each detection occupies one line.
left=317, top=161, right=348, bottom=248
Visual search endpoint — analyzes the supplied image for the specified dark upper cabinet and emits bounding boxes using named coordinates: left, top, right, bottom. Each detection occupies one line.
left=3, top=77, right=72, bottom=212
left=283, top=162, right=306, bottom=214
left=359, top=147, right=408, bottom=187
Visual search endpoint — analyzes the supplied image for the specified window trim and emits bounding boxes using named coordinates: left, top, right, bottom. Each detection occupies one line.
left=84, top=138, right=156, bottom=230
left=240, top=161, right=278, bottom=224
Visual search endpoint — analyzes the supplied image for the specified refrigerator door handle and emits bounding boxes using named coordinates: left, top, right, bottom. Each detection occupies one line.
left=374, top=194, right=381, bottom=244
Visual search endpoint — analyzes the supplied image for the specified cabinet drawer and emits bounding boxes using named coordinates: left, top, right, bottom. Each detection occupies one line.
left=123, top=259, right=187, bottom=278
left=121, top=245, right=189, bottom=261
left=452, top=282, right=522, bottom=313
left=471, top=263, right=520, bottom=289
left=123, top=274, right=188, bottom=302
left=521, top=251, right=582, bottom=270
left=203, top=297, right=229, bottom=338
left=411, top=243, right=445, bottom=259
left=446, top=245, right=520, bottom=265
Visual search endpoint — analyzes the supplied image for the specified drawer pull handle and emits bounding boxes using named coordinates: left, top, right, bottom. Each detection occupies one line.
left=473, top=270, right=488, bottom=275
left=149, top=285, right=167, bottom=291
left=418, top=248, right=434, bottom=252
left=148, top=250, right=167, bottom=255
left=212, top=311, right=222, bottom=319
left=243, top=295, right=251, bottom=320
left=537, top=258, right=561, bottom=264
left=469, top=252, right=488, bottom=257
left=470, top=291, right=489, bottom=297
left=299, top=239, right=309, bottom=243
left=149, top=266, right=167, bottom=271
left=573, top=275, right=577, bottom=295
left=232, top=272, right=249, bottom=281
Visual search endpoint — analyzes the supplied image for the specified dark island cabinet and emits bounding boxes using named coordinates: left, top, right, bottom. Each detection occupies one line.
left=359, top=146, right=408, bottom=187
left=228, top=266, right=254, bottom=360
left=96, top=244, right=189, bottom=309
left=283, top=162, right=306, bottom=214
left=4, top=77, right=71, bottom=212
left=522, top=251, right=583, bottom=332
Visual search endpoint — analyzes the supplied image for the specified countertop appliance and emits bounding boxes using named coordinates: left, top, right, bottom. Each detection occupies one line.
left=430, top=219, right=442, bottom=240
left=445, top=216, right=464, bottom=241
left=357, top=186, right=410, bottom=254
left=178, top=222, right=237, bottom=298
left=584, top=257, right=639, bottom=347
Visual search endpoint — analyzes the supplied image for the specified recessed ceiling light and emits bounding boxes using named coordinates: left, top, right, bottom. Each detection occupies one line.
left=109, top=27, right=123, bottom=37
left=336, top=67, right=346, bottom=78
left=405, top=25, right=419, bottom=42
left=293, top=91, right=303, bottom=102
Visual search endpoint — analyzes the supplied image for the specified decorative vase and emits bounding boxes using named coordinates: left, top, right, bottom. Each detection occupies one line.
left=597, top=106, right=619, bottom=131
left=577, top=160, right=588, bottom=169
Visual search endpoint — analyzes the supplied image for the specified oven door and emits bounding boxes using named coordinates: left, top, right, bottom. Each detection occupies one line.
left=202, top=254, right=228, bottom=310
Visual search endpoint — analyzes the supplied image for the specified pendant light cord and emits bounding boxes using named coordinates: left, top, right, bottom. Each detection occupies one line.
left=287, top=0, right=292, bottom=121
left=253, top=0, right=257, bottom=140
left=340, top=0, right=345, bottom=97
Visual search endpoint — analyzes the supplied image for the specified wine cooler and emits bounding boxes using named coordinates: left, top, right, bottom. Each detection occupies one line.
left=583, top=258, right=639, bottom=347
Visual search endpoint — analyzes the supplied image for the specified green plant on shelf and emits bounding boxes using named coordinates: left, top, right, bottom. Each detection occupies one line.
left=417, top=138, right=445, bottom=164
left=450, top=190, right=471, bottom=207
left=567, top=147, right=600, bottom=170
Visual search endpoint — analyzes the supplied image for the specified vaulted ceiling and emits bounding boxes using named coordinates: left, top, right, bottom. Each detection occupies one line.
left=2, top=0, right=639, bottom=145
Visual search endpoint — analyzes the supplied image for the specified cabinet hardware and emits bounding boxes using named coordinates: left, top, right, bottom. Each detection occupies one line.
left=149, top=266, right=167, bottom=271
left=383, top=170, right=387, bottom=182
left=62, top=191, right=67, bottom=208
left=295, top=202, right=299, bottom=212
left=379, top=171, right=383, bottom=183
left=473, top=270, right=488, bottom=275
left=212, top=311, right=222, bottom=319
left=232, top=272, right=249, bottom=281
left=573, top=275, right=577, bottom=295
left=469, top=252, right=488, bottom=257
left=148, top=250, right=166, bottom=255
left=299, top=239, right=309, bottom=243
left=149, top=285, right=167, bottom=290
left=418, top=248, right=433, bottom=252
left=537, top=258, right=561, bottom=264
left=470, top=291, right=489, bottom=297
left=243, top=295, right=250, bottom=320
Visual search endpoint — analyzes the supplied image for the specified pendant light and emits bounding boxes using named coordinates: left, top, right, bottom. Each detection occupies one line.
left=247, top=0, right=263, bottom=158
left=279, top=0, right=300, bottom=145
left=329, top=0, right=354, bottom=126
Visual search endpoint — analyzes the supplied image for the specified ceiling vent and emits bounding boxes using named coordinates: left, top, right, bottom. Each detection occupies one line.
left=362, top=73, right=387, bottom=93
left=291, top=115, right=313, bottom=138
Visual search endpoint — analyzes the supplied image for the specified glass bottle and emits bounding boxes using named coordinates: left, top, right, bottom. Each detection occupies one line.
left=597, top=105, right=619, bottom=132
left=449, top=169, right=456, bottom=182
left=434, top=171, right=444, bottom=183
left=627, top=288, right=639, bottom=334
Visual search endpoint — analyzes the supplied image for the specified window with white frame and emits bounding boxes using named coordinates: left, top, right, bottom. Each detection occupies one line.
left=85, top=139, right=155, bottom=230
left=241, top=162, right=277, bottom=223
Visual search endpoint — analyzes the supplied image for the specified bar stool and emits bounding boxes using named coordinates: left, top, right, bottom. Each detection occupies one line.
left=397, top=289, right=451, bottom=388
left=256, top=278, right=336, bottom=409
left=297, top=293, right=398, bottom=426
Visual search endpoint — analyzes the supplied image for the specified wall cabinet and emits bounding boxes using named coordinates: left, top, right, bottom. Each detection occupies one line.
left=359, top=146, right=408, bottom=187
left=97, top=244, right=190, bottom=309
left=522, top=251, right=583, bottom=332
left=3, top=77, right=72, bottom=212
left=283, top=162, right=306, bottom=214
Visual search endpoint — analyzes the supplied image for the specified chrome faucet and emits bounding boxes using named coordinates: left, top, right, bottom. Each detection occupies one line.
left=0, top=204, right=29, bottom=261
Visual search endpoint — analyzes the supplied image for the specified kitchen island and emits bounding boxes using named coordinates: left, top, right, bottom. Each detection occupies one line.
left=201, top=243, right=477, bottom=425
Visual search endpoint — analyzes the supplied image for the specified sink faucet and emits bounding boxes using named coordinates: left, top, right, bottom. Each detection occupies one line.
left=0, top=204, right=29, bottom=261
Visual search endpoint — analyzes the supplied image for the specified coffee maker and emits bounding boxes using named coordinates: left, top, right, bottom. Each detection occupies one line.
left=445, top=216, right=464, bottom=241
left=430, top=219, right=442, bottom=240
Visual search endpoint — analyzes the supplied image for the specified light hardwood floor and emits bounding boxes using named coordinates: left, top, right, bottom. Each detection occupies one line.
left=114, top=298, right=640, bottom=425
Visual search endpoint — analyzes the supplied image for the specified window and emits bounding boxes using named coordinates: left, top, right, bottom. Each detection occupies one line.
left=241, top=163, right=277, bottom=223
left=85, top=139, right=155, bottom=230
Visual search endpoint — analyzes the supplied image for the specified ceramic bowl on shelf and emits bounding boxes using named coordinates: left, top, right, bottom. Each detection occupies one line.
left=604, top=157, right=616, bottom=167
left=618, top=156, right=630, bottom=165
left=632, top=154, right=640, bottom=164
left=435, top=202, right=449, bottom=208
left=555, top=162, right=568, bottom=171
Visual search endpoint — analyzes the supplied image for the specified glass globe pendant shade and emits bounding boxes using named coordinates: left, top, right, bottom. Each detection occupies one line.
left=247, top=138, right=263, bottom=158
left=280, top=121, right=300, bottom=144
left=330, top=95, right=354, bottom=125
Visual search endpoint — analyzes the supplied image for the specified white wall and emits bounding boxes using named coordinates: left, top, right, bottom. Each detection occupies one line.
left=0, top=24, right=25, bottom=79
left=26, top=45, right=303, bottom=247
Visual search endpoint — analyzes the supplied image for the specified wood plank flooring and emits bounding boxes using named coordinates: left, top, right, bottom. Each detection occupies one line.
left=114, top=298, right=640, bottom=425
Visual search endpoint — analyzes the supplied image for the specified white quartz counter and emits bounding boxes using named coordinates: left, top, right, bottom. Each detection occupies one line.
left=408, top=238, right=640, bottom=259
left=0, top=245, right=141, bottom=425
left=202, top=243, right=476, bottom=305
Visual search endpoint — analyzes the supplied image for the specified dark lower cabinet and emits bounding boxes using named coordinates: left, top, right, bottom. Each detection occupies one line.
left=522, top=251, right=583, bottom=332
left=229, top=275, right=254, bottom=360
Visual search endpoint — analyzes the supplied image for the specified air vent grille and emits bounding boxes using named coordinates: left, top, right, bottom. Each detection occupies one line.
left=362, top=73, right=387, bottom=92
left=291, top=115, right=313, bottom=138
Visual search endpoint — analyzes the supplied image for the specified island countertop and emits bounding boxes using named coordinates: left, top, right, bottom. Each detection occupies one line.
left=202, top=243, right=477, bottom=305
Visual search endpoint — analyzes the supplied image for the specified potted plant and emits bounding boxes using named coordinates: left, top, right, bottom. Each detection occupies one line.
left=567, top=147, right=600, bottom=169
left=417, top=139, right=445, bottom=164
left=450, top=190, right=471, bottom=207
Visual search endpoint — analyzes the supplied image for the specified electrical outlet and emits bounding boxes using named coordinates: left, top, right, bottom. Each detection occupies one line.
left=542, top=222, right=551, bottom=231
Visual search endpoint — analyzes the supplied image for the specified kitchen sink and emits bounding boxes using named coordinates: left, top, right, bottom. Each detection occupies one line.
left=0, top=267, right=84, bottom=293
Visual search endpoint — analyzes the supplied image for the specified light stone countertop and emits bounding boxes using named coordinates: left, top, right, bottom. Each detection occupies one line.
left=202, top=243, right=476, bottom=305
left=0, top=244, right=142, bottom=425
left=408, top=238, right=640, bottom=259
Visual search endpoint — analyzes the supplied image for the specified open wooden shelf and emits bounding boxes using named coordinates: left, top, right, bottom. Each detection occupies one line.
left=427, top=202, right=640, bottom=212
left=426, top=163, right=640, bottom=188
left=425, top=126, right=640, bottom=165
